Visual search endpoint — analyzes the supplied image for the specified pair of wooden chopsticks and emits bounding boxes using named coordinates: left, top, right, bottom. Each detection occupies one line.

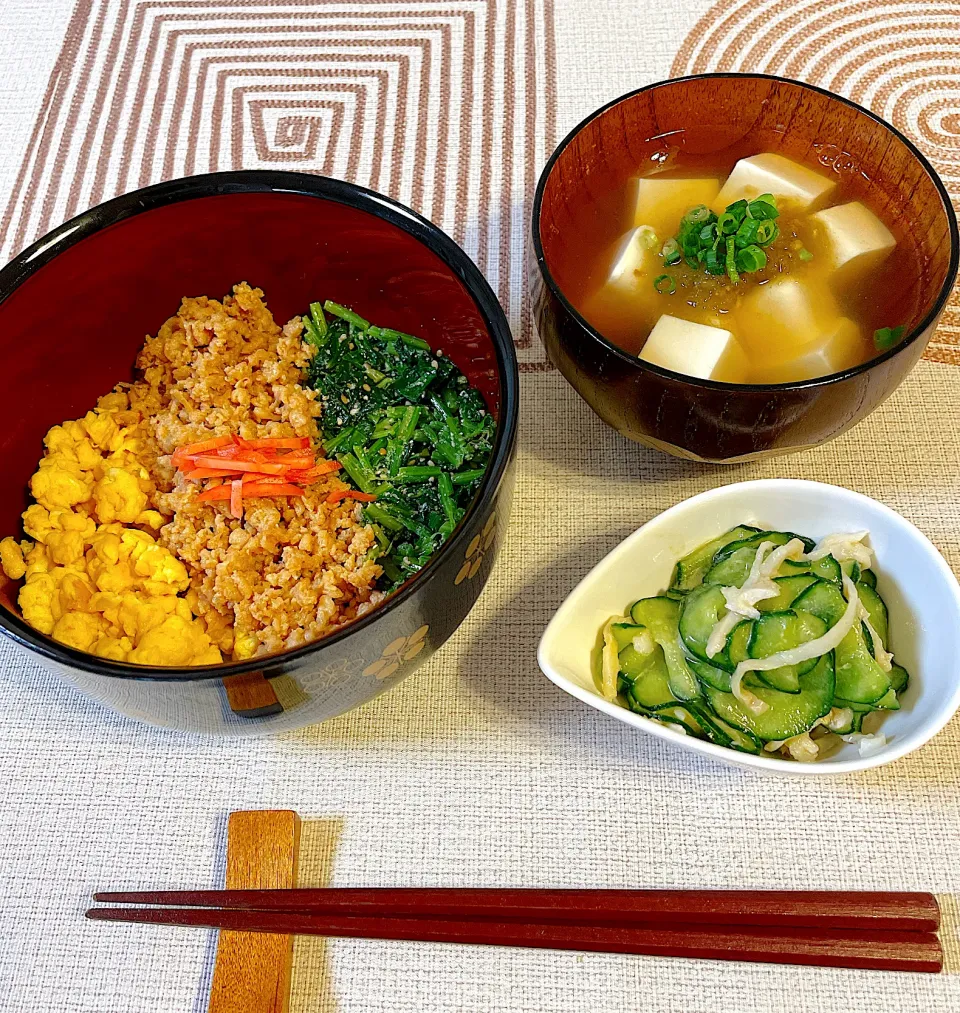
left=87, top=888, right=943, bottom=972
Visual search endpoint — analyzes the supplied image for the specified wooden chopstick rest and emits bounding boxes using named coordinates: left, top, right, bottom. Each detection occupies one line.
left=206, top=810, right=301, bottom=1013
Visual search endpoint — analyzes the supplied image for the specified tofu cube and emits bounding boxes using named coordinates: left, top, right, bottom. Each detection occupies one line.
left=713, top=153, right=835, bottom=212
left=639, top=314, right=749, bottom=383
left=752, top=318, right=863, bottom=383
left=809, top=201, right=896, bottom=287
left=736, top=277, right=840, bottom=364
left=627, top=177, right=721, bottom=238
left=604, top=226, right=658, bottom=292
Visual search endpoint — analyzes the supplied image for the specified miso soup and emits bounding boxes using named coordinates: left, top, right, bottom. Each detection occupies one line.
left=563, top=149, right=916, bottom=385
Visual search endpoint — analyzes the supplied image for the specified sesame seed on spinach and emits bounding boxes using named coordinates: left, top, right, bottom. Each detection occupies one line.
left=304, top=300, right=495, bottom=591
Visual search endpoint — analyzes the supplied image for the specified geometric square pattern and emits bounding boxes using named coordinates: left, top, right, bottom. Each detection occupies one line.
left=0, top=0, right=559, bottom=368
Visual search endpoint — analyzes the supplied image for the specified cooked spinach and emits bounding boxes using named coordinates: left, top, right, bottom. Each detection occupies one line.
left=304, top=300, right=495, bottom=590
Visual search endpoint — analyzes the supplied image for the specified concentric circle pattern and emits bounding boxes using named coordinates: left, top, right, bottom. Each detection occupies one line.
left=672, top=0, right=960, bottom=365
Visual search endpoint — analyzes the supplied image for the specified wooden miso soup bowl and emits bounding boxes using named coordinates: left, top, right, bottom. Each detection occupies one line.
left=531, top=74, right=958, bottom=463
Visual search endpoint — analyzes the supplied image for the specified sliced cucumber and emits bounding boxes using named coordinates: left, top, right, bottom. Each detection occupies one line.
left=703, top=531, right=810, bottom=588
left=617, top=643, right=658, bottom=680
left=688, top=656, right=732, bottom=693
left=684, top=700, right=764, bottom=754
left=890, top=663, right=909, bottom=694
left=727, top=619, right=752, bottom=668
left=859, top=568, right=877, bottom=589
left=685, top=700, right=734, bottom=747
left=702, top=653, right=836, bottom=742
left=678, top=584, right=730, bottom=667
left=704, top=713, right=764, bottom=754
left=630, top=596, right=700, bottom=701
left=840, top=559, right=861, bottom=583
left=756, top=574, right=818, bottom=612
left=836, top=686, right=900, bottom=712
left=747, top=610, right=827, bottom=694
left=781, top=554, right=842, bottom=584
left=701, top=547, right=759, bottom=588
left=670, top=524, right=762, bottom=591
left=873, top=687, right=900, bottom=710
left=792, top=579, right=847, bottom=627
left=610, top=622, right=647, bottom=651
left=713, top=529, right=815, bottom=563
left=834, top=625, right=892, bottom=704
left=857, top=582, right=889, bottom=646
left=861, top=621, right=874, bottom=655
left=653, top=706, right=706, bottom=736
left=620, top=646, right=679, bottom=711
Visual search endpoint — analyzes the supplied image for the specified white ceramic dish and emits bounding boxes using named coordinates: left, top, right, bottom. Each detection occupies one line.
left=538, top=479, right=960, bottom=775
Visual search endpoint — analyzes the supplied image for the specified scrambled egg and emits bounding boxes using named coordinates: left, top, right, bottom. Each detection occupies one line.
left=0, top=392, right=222, bottom=666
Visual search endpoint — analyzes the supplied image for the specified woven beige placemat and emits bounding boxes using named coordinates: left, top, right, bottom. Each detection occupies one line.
left=0, top=2, right=958, bottom=1011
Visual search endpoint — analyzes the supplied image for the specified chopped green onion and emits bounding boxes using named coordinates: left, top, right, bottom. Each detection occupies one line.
left=798, top=247, right=814, bottom=262
left=735, top=218, right=760, bottom=248
left=747, top=196, right=779, bottom=221
left=736, top=244, right=767, bottom=273
left=637, top=225, right=660, bottom=250
left=324, top=300, right=370, bottom=329
left=874, top=325, right=905, bottom=350
left=684, top=204, right=712, bottom=225
left=725, top=237, right=739, bottom=284
left=653, top=273, right=677, bottom=294
left=661, top=237, right=681, bottom=265
left=717, top=211, right=740, bottom=236
left=755, top=220, right=778, bottom=245
left=703, top=246, right=726, bottom=275
left=663, top=194, right=781, bottom=284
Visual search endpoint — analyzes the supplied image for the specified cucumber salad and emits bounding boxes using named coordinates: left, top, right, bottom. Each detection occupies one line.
left=599, top=525, right=909, bottom=762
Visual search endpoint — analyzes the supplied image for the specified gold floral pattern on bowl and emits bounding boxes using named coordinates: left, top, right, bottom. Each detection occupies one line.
left=362, top=624, right=429, bottom=680
left=455, top=513, right=497, bottom=585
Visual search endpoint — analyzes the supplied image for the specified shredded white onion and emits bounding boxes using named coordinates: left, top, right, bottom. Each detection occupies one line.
left=600, top=620, right=620, bottom=702
left=705, top=541, right=775, bottom=658
left=840, top=732, right=888, bottom=757
left=824, top=707, right=855, bottom=732
left=735, top=683, right=769, bottom=714
left=706, top=611, right=745, bottom=660
left=783, top=731, right=820, bottom=762
left=632, top=630, right=656, bottom=656
left=730, top=574, right=861, bottom=709
left=858, top=606, right=893, bottom=671
left=759, top=538, right=807, bottom=576
left=807, top=530, right=873, bottom=568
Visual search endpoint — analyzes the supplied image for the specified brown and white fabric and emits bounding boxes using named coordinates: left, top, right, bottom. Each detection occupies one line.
left=1, top=2, right=959, bottom=1011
